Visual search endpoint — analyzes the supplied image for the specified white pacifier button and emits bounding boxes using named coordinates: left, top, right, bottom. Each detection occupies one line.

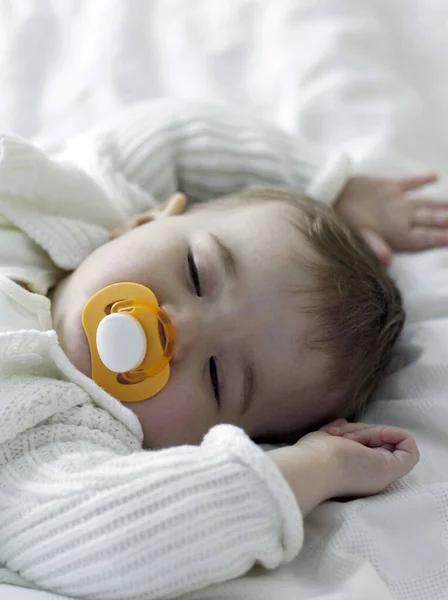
left=96, top=313, right=147, bottom=373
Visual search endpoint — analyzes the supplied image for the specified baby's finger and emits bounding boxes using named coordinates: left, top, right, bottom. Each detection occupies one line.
left=344, top=426, right=388, bottom=448
left=360, top=229, right=392, bottom=266
left=326, top=422, right=372, bottom=436
left=394, top=439, right=420, bottom=477
left=400, top=173, right=438, bottom=192
left=321, top=418, right=348, bottom=433
left=407, top=227, right=448, bottom=251
left=385, top=429, right=420, bottom=463
left=412, top=202, right=448, bottom=228
left=384, top=443, right=395, bottom=452
left=381, top=427, right=408, bottom=445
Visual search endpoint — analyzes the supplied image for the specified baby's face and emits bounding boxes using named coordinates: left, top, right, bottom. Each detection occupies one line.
left=52, top=199, right=332, bottom=448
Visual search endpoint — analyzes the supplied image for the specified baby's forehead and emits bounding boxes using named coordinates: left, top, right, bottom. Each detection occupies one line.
left=195, top=197, right=312, bottom=254
left=238, top=202, right=317, bottom=277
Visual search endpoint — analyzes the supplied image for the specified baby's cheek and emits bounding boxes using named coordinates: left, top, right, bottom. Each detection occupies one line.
left=127, top=376, right=216, bottom=448
left=56, top=307, right=92, bottom=378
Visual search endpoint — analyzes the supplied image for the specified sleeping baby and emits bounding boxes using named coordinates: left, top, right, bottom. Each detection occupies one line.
left=0, top=99, right=445, bottom=599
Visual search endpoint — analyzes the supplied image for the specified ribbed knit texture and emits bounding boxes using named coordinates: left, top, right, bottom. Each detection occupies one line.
left=0, top=100, right=351, bottom=599
left=56, top=99, right=351, bottom=215
left=0, top=304, right=302, bottom=599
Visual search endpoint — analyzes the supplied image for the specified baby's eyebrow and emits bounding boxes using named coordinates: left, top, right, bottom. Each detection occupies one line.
left=210, top=233, right=237, bottom=279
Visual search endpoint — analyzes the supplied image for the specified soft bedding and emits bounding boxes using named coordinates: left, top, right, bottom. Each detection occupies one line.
left=1, top=1, right=448, bottom=599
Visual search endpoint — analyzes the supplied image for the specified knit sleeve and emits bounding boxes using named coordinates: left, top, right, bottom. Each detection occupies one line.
left=0, top=423, right=303, bottom=600
left=56, top=99, right=351, bottom=218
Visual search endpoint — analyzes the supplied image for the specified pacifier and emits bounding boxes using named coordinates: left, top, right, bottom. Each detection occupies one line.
left=82, top=282, right=175, bottom=402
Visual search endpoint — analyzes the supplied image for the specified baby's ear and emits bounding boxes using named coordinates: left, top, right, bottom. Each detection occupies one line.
left=110, top=192, right=188, bottom=239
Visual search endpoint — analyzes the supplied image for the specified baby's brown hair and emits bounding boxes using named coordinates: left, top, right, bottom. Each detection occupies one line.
left=227, top=186, right=405, bottom=424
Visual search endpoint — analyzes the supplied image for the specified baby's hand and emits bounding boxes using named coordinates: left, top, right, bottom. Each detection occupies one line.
left=336, top=174, right=448, bottom=266
left=269, top=419, right=419, bottom=516
left=300, top=418, right=419, bottom=499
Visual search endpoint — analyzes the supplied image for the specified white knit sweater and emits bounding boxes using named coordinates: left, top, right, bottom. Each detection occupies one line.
left=0, top=100, right=351, bottom=600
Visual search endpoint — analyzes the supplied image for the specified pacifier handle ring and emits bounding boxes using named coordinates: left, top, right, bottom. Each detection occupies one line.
left=110, top=300, right=176, bottom=382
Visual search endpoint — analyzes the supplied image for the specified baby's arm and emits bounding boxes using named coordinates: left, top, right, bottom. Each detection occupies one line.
left=1, top=421, right=303, bottom=600
left=56, top=100, right=448, bottom=265
left=0, top=409, right=418, bottom=600
left=0, top=107, right=347, bottom=294
left=55, top=99, right=351, bottom=214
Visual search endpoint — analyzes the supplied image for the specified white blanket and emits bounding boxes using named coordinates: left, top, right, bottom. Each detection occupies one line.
left=1, top=1, right=448, bottom=599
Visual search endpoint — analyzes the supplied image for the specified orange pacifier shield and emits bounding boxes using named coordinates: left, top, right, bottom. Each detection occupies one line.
left=82, top=282, right=175, bottom=402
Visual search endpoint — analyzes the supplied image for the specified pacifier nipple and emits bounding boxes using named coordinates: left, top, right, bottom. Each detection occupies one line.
left=96, top=313, right=147, bottom=373
left=82, top=282, right=175, bottom=403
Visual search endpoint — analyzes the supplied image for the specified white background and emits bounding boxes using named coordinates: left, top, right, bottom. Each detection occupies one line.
left=2, top=2, right=448, bottom=599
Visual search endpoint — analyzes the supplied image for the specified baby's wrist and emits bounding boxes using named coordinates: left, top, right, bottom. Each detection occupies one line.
left=333, top=175, right=360, bottom=209
left=268, top=445, right=335, bottom=516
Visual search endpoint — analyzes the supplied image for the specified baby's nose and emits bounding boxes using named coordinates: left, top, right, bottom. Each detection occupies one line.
left=162, top=303, right=202, bottom=363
